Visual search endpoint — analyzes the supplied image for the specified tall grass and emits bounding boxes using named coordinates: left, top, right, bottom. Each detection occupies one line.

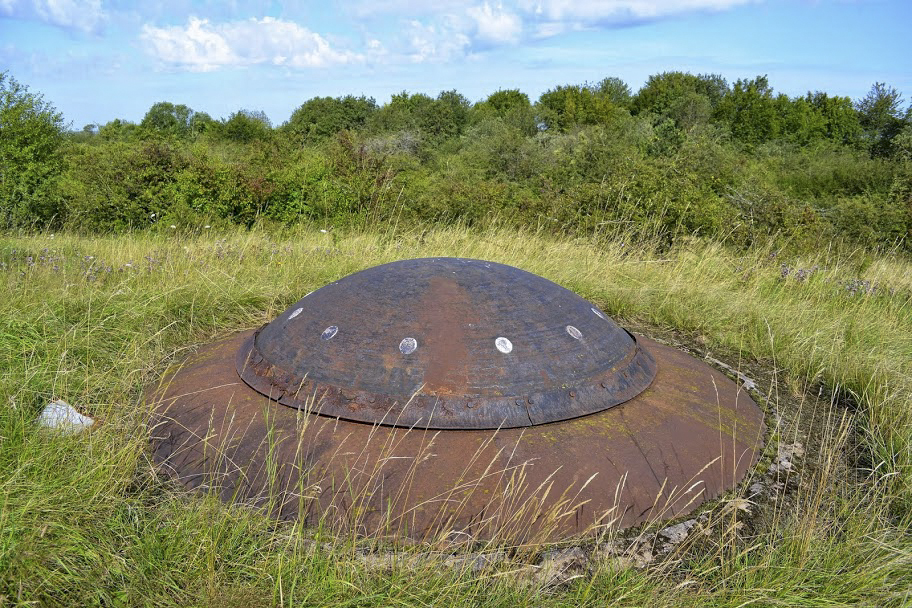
left=1, top=225, right=910, bottom=605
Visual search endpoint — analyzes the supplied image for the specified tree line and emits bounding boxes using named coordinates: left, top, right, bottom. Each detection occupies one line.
left=2, top=70, right=911, bottom=251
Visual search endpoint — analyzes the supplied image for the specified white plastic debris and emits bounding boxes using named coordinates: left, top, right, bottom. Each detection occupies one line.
left=38, top=400, right=94, bottom=433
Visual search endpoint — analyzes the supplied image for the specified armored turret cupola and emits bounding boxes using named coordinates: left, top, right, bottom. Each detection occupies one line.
left=237, top=258, right=656, bottom=429
left=151, top=257, right=765, bottom=541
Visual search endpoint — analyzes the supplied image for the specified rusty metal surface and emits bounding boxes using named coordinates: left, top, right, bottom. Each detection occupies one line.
left=237, top=258, right=657, bottom=430
left=150, top=331, right=766, bottom=542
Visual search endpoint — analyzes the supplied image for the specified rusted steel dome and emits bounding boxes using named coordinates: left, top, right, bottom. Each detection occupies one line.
left=151, top=258, right=765, bottom=542
left=237, top=258, right=657, bottom=430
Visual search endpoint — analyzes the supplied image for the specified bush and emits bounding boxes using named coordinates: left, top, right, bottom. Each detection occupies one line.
left=826, top=195, right=909, bottom=249
left=218, top=110, right=273, bottom=143
left=61, top=139, right=187, bottom=231
left=536, top=83, right=627, bottom=132
left=0, top=72, right=66, bottom=228
left=284, top=96, right=377, bottom=142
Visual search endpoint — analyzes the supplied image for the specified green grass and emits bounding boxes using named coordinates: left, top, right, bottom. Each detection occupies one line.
left=1, top=225, right=910, bottom=606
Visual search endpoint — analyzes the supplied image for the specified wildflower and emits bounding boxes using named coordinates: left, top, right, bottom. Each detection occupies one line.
left=204, top=225, right=211, bottom=229
left=170, top=225, right=176, bottom=229
left=779, top=264, right=790, bottom=279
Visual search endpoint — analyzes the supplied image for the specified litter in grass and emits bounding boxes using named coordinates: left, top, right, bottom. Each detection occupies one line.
left=38, top=400, right=94, bottom=433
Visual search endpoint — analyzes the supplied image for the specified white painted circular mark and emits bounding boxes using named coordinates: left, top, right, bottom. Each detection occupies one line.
left=495, top=337, right=513, bottom=354
left=288, top=307, right=303, bottom=320
left=566, top=325, right=583, bottom=340
left=591, top=307, right=606, bottom=320
left=399, top=337, right=418, bottom=354
left=321, top=326, right=338, bottom=341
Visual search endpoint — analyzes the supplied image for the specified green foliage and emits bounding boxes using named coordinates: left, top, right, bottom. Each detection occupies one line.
left=458, top=117, right=550, bottom=181
left=806, top=91, right=862, bottom=145
left=536, top=80, right=629, bottom=132
left=139, top=101, right=197, bottom=139
left=594, top=76, right=633, bottom=108
left=218, top=109, right=273, bottom=143
left=284, top=95, right=377, bottom=142
left=5, top=72, right=911, bottom=252
left=60, top=139, right=187, bottom=231
left=632, top=71, right=728, bottom=118
left=715, top=75, right=780, bottom=146
left=827, top=194, right=908, bottom=246
left=775, top=94, right=827, bottom=145
left=189, top=111, right=217, bottom=136
left=856, top=82, right=905, bottom=157
left=472, top=89, right=538, bottom=136
left=888, top=125, right=912, bottom=223
left=0, top=72, right=66, bottom=228
left=98, top=118, right=139, bottom=141
left=481, top=89, right=530, bottom=115
left=368, top=90, right=470, bottom=142
left=664, top=91, right=713, bottom=132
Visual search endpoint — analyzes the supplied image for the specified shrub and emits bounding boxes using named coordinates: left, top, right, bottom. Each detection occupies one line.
left=0, top=72, right=66, bottom=228
left=284, top=95, right=377, bottom=142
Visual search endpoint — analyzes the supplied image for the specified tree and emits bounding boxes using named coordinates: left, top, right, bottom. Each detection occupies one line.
left=424, top=90, right=471, bottom=139
left=483, top=89, right=530, bottom=115
left=190, top=111, right=216, bottom=136
left=665, top=91, right=713, bottom=132
left=369, top=91, right=434, bottom=134
left=140, top=101, right=195, bottom=138
left=536, top=80, right=626, bottom=132
left=714, top=75, right=780, bottom=146
left=775, top=94, right=826, bottom=145
left=0, top=72, right=66, bottom=227
left=632, top=72, right=728, bottom=118
left=369, top=90, right=470, bottom=140
left=285, top=95, right=377, bottom=141
left=471, top=89, right=537, bottom=135
left=806, top=92, right=861, bottom=145
left=856, top=82, right=905, bottom=156
left=595, top=77, right=632, bottom=108
left=220, top=109, right=272, bottom=143
left=98, top=118, right=139, bottom=141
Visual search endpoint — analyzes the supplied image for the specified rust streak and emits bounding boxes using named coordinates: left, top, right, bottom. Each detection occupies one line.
left=418, top=276, right=471, bottom=395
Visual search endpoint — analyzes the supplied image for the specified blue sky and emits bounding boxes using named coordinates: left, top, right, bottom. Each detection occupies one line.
left=1, top=0, right=909, bottom=129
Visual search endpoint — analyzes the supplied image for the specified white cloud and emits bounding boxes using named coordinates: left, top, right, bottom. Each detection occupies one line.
left=374, top=0, right=755, bottom=61
left=348, top=0, right=470, bottom=19
left=517, top=0, right=755, bottom=23
left=467, top=3, right=522, bottom=45
left=400, top=3, right=522, bottom=62
left=404, top=18, right=472, bottom=63
left=1, top=0, right=106, bottom=32
left=141, top=16, right=363, bottom=72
